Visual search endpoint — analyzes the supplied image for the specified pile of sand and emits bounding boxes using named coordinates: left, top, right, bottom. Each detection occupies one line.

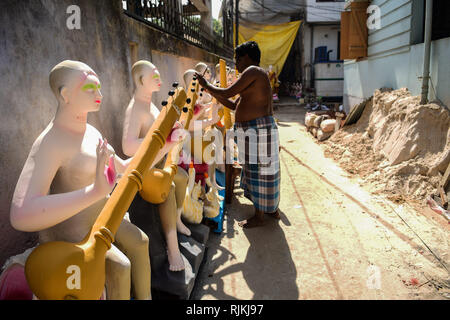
left=324, top=88, right=450, bottom=202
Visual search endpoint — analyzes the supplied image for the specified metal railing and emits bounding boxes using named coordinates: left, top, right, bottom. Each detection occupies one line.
left=124, top=0, right=234, bottom=58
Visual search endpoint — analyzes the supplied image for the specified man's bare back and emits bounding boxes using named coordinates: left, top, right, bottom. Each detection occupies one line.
left=234, top=66, right=273, bottom=123
left=195, top=65, right=273, bottom=123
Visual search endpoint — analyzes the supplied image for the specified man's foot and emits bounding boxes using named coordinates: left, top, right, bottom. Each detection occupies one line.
left=238, top=215, right=265, bottom=228
left=265, top=209, right=280, bottom=220
left=167, top=249, right=185, bottom=272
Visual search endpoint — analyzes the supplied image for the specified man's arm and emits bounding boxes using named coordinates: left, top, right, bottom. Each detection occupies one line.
left=214, top=95, right=238, bottom=110
left=196, top=67, right=256, bottom=100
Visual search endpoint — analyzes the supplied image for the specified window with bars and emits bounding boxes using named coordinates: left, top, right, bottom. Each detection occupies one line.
left=124, top=0, right=234, bottom=57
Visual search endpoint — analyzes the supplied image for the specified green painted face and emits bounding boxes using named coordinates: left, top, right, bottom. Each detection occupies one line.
left=152, top=74, right=160, bottom=80
left=82, top=83, right=101, bottom=92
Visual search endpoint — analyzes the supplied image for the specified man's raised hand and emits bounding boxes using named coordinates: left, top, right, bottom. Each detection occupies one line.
left=194, top=72, right=207, bottom=88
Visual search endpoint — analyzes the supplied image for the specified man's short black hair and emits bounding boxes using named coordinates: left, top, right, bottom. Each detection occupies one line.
left=235, top=41, right=261, bottom=65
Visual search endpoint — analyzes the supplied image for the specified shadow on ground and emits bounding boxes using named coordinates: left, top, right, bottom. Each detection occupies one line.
left=193, top=198, right=299, bottom=300
left=274, top=105, right=307, bottom=127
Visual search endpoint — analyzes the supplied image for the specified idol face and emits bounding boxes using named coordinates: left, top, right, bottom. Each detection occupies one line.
left=204, top=68, right=212, bottom=81
left=69, top=73, right=103, bottom=113
left=142, top=67, right=162, bottom=93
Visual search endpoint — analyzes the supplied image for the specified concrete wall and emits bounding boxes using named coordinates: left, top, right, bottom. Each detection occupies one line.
left=312, top=25, right=341, bottom=62
left=0, top=0, right=227, bottom=267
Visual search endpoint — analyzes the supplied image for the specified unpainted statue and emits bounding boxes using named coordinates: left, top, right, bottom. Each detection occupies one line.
left=203, top=172, right=223, bottom=219
left=181, top=69, right=224, bottom=189
left=122, top=60, right=189, bottom=272
left=10, top=60, right=151, bottom=300
left=227, top=68, right=238, bottom=87
left=183, top=69, right=219, bottom=130
left=181, top=164, right=204, bottom=224
left=194, top=62, right=212, bottom=82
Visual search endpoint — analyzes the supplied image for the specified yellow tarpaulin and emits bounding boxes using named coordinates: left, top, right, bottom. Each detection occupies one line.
left=235, top=20, right=301, bottom=77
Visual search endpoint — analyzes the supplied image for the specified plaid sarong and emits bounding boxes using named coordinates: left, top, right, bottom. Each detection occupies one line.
left=233, top=115, right=280, bottom=213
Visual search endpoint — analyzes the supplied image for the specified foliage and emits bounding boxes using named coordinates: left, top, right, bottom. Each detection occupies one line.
left=213, top=18, right=223, bottom=37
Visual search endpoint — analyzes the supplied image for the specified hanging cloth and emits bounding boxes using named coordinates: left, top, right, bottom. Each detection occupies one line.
left=235, top=20, right=301, bottom=77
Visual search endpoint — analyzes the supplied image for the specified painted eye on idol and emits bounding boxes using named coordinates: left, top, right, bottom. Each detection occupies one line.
left=82, top=83, right=101, bottom=93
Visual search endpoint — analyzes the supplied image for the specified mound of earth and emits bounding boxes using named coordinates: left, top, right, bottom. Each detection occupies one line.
left=324, top=88, right=450, bottom=202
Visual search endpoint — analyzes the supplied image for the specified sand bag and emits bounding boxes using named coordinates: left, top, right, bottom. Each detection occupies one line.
left=305, top=113, right=317, bottom=127
left=320, top=119, right=336, bottom=133
left=313, top=115, right=331, bottom=128
left=317, top=129, right=333, bottom=141
left=313, top=115, right=323, bottom=128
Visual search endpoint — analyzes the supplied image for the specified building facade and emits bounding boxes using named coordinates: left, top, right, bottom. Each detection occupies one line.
left=342, top=0, right=450, bottom=113
left=302, top=0, right=346, bottom=100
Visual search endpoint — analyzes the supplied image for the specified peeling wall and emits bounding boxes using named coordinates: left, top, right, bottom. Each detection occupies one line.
left=0, top=0, right=229, bottom=267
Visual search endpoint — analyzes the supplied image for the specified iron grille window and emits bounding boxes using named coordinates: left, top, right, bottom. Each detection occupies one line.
left=124, top=0, right=234, bottom=57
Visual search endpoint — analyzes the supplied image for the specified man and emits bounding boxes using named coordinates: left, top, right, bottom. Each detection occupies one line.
left=195, top=41, right=281, bottom=228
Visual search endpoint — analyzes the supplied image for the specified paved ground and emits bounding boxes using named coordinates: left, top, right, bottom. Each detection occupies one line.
left=191, top=100, right=450, bottom=300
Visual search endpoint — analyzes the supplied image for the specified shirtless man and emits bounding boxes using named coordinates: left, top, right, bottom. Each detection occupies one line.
left=195, top=41, right=281, bottom=228
left=10, top=60, right=151, bottom=299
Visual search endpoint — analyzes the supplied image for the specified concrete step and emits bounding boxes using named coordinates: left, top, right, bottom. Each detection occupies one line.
left=128, top=194, right=210, bottom=300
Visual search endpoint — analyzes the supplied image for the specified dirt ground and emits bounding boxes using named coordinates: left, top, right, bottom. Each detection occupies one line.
left=191, top=103, right=450, bottom=300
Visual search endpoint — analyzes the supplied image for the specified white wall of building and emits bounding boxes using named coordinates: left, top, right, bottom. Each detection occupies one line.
left=312, top=25, right=341, bottom=61
left=303, top=0, right=344, bottom=89
left=344, top=37, right=450, bottom=113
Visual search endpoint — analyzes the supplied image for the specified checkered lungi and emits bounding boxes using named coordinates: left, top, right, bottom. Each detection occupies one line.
left=233, top=115, right=280, bottom=213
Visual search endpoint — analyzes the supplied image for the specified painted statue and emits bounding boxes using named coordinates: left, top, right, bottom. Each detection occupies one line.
left=10, top=60, right=151, bottom=300
left=122, top=60, right=190, bottom=272
left=268, top=65, right=280, bottom=102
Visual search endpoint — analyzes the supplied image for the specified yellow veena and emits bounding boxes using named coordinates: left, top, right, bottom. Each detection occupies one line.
left=220, top=59, right=233, bottom=130
left=24, top=88, right=188, bottom=300
left=140, top=80, right=200, bottom=204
